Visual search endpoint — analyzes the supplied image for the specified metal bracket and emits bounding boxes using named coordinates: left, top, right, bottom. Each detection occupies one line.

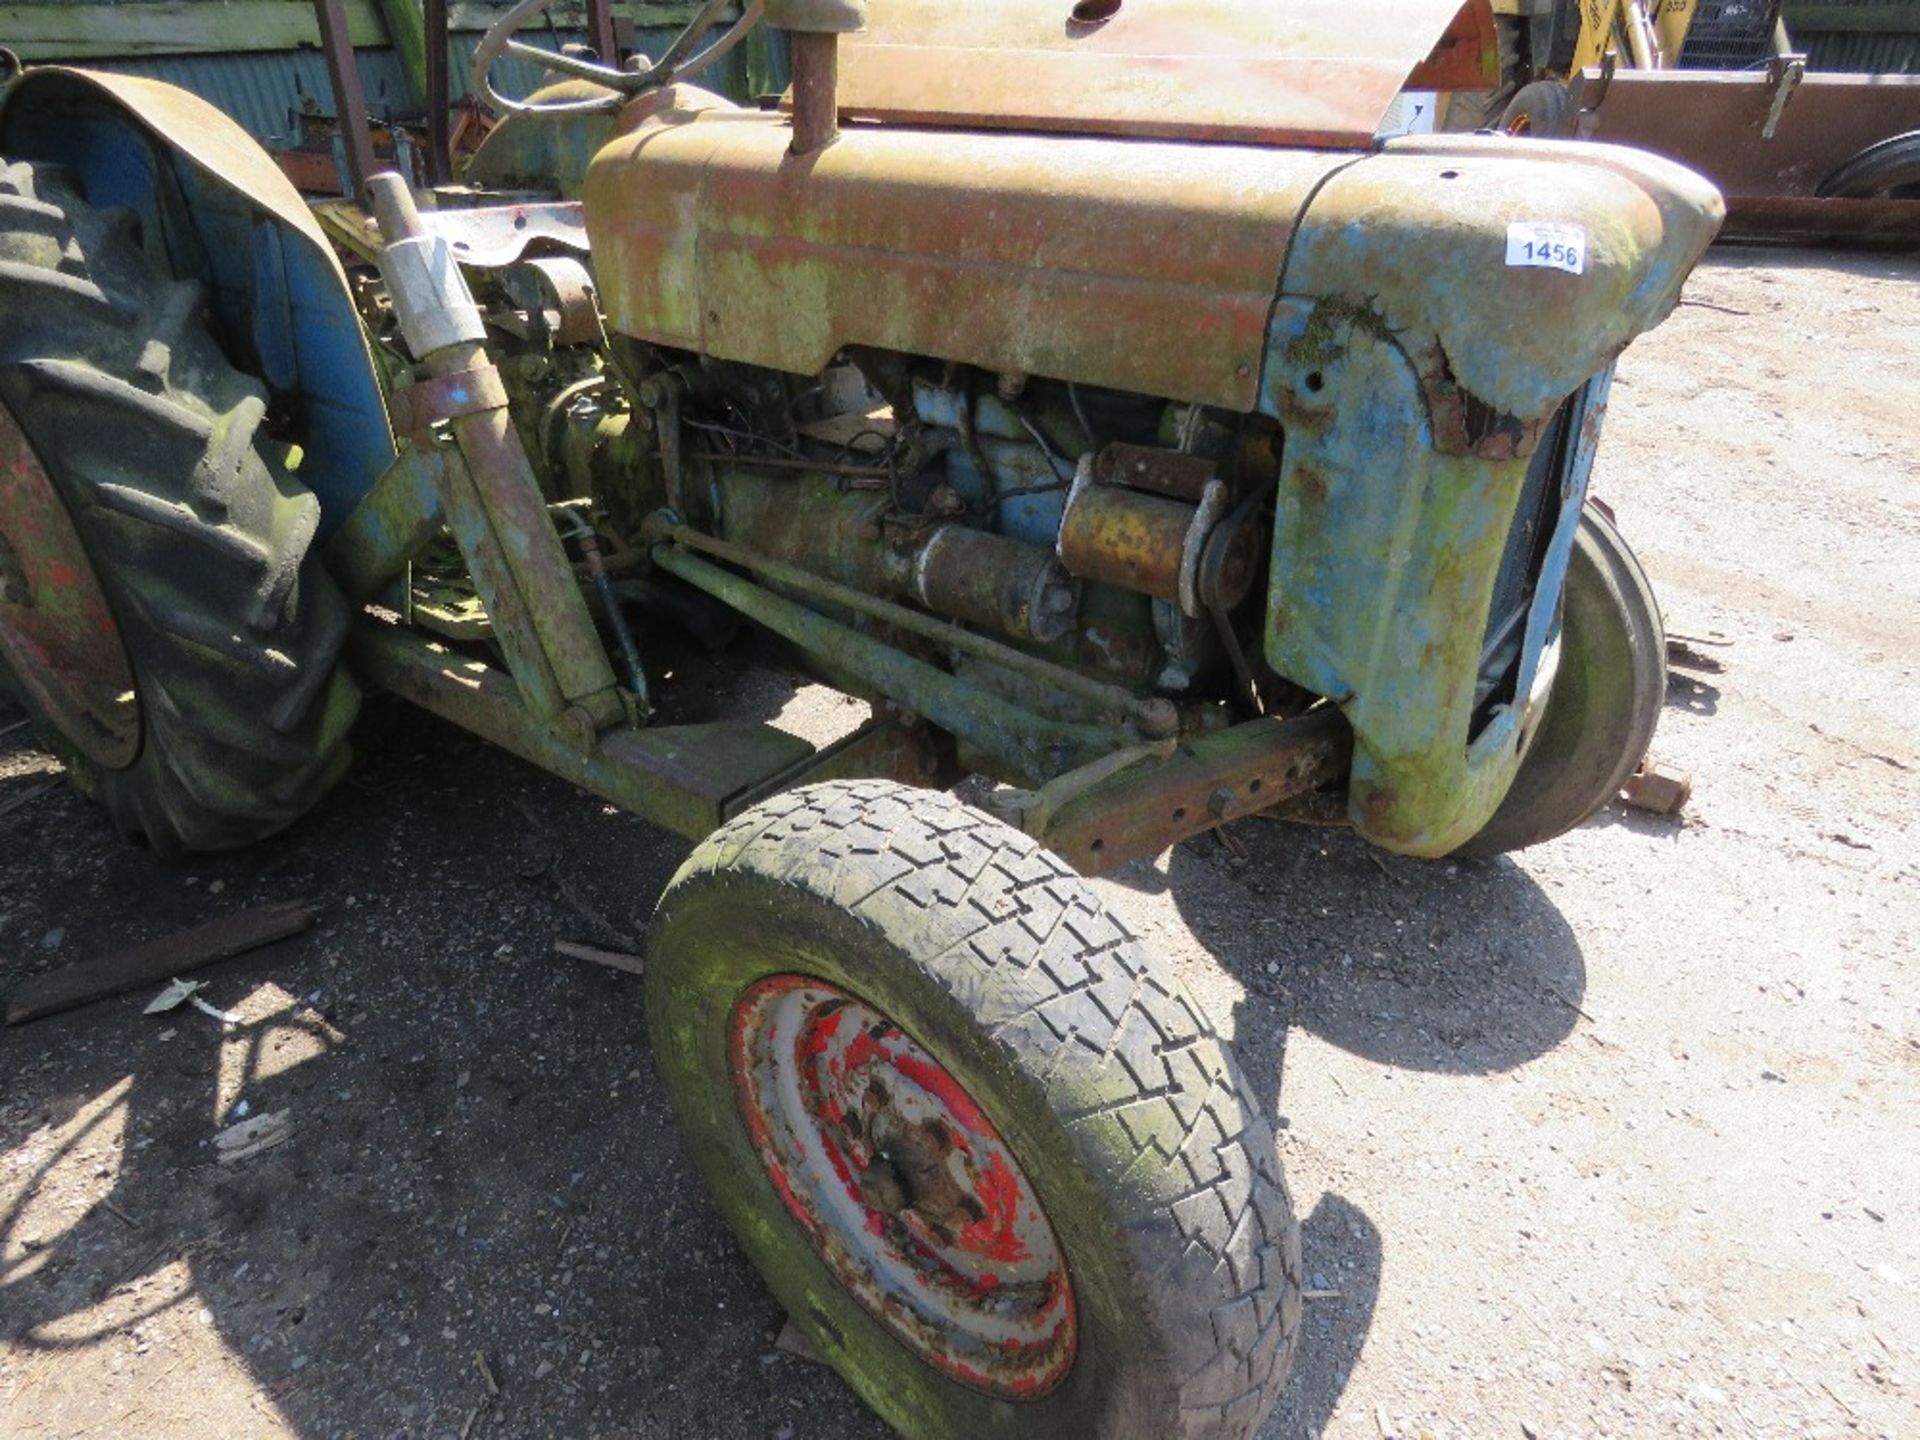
left=502, top=256, right=605, bottom=348
left=1762, top=54, right=1807, bottom=142
left=389, top=366, right=510, bottom=437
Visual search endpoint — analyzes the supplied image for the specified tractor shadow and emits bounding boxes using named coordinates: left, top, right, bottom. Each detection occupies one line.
left=0, top=694, right=893, bottom=1440
left=1109, top=813, right=1587, bottom=1438
left=1144, top=818, right=1588, bottom=1078
left=0, top=688, right=1571, bottom=1440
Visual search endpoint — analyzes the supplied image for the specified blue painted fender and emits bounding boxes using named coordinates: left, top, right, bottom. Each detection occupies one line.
left=0, top=67, right=394, bottom=536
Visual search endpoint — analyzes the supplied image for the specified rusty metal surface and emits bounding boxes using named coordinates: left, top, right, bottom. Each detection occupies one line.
left=428, top=0, right=453, bottom=184
left=909, top=524, right=1079, bottom=646
left=588, top=99, right=1339, bottom=409
left=1093, top=442, right=1216, bottom=503
left=371, top=176, right=622, bottom=731
left=1580, top=69, right=1920, bottom=200
left=1291, top=137, right=1724, bottom=443
left=650, top=541, right=1140, bottom=783
left=1722, top=194, right=1920, bottom=246
left=730, top=975, right=1076, bottom=1398
left=424, top=200, right=591, bottom=268
left=1057, top=480, right=1197, bottom=610
left=1057, top=444, right=1242, bottom=618
left=1034, top=709, right=1352, bottom=875
left=0, top=402, right=140, bottom=772
left=655, top=515, right=1171, bottom=734
left=1259, top=132, right=1724, bottom=854
left=832, top=0, right=1475, bottom=148
left=709, top=466, right=1078, bottom=643
left=1403, top=0, right=1502, bottom=93
left=313, top=0, right=376, bottom=198
left=787, top=29, right=841, bottom=155
left=389, top=366, right=512, bottom=437
left=502, top=255, right=603, bottom=346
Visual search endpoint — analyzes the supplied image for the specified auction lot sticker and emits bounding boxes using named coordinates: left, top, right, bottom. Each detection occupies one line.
left=1506, top=222, right=1588, bottom=276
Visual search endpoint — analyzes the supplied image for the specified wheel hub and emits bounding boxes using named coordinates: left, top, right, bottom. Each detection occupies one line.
left=0, top=400, right=139, bottom=769
left=730, top=975, right=1076, bottom=1400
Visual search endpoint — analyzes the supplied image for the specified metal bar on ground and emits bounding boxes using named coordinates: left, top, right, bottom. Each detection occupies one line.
left=5, top=901, right=318, bottom=1026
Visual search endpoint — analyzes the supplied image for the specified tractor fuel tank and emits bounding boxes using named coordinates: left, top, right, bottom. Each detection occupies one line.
left=581, top=88, right=1344, bottom=413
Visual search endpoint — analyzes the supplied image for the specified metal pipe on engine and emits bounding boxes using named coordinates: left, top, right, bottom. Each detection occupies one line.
left=711, top=467, right=1080, bottom=645
left=770, top=0, right=868, bottom=155
left=647, top=516, right=1178, bottom=739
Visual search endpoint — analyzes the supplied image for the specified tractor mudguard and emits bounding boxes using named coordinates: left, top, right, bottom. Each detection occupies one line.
left=0, top=67, right=393, bottom=534
left=1258, top=135, right=1723, bottom=856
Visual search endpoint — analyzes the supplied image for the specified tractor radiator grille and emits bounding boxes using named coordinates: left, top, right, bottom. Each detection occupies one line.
left=1472, top=394, right=1575, bottom=734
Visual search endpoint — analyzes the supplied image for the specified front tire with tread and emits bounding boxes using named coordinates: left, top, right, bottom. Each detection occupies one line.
left=647, top=779, right=1302, bottom=1440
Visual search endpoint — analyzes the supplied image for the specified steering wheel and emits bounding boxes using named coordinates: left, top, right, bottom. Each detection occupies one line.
left=471, top=0, right=766, bottom=117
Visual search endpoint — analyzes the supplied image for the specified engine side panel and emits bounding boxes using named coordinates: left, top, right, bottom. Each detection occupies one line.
left=585, top=98, right=1343, bottom=409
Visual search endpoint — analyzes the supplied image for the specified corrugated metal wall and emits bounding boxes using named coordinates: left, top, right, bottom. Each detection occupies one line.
left=24, top=31, right=752, bottom=144
left=11, top=3, right=758, bottom=144
left=1786, top=0, right=1920, bottom=72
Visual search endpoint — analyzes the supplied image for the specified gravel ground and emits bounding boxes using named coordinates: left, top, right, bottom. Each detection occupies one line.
left=2, top=246, right=1916, bottom=1440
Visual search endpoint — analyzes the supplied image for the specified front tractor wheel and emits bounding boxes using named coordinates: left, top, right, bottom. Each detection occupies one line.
left=0, top=159, right=356, bottom=853
left=1455, top=505, right=1666, bottom=859
left=647, top=780, right=1302, bottom=1439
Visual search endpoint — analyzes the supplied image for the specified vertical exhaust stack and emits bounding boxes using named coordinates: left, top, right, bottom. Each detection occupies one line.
left=770, top=0, right=868, bottom=155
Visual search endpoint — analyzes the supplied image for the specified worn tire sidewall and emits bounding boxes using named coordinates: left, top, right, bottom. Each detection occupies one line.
left=647, top=868, right=1186, bottom=1439
left=1453, top=507, right=1665, bottom=858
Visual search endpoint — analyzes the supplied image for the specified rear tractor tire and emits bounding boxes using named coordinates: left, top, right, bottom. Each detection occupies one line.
left=647, top=779, right=1303, bottom=1439
left=1454, top=504, right=1665, bottom=859
left=0, top=159, right=357, bottom=854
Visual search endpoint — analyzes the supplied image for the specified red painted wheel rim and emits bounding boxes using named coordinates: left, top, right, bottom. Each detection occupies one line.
left=730, top=975, right=1076, bottom=1400
left=0, top=401, right=139, bottom=769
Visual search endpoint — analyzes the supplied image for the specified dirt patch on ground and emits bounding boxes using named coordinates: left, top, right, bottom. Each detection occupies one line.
left=3, top=245, right=1917, bottom=1440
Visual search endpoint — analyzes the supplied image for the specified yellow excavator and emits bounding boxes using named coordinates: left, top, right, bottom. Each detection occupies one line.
left=1488, top=0, right=1708, bottom=135
left=1470, top=0, right=1920, bottom=242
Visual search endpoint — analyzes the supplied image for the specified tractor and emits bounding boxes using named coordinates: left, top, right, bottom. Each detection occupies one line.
left=0, top=2, right=1721, bottom=1435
